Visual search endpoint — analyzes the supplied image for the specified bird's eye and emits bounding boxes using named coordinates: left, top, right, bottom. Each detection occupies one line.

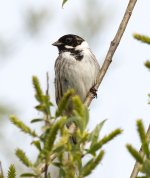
left=65, top=37, right=72, bottom=44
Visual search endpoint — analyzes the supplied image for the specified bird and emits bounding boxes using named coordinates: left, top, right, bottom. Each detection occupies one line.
left=52, top=34, right=100, bottom=105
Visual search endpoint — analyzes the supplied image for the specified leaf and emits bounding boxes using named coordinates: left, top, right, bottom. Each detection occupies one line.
left=30, top=118, right=43, bottom=123
left=89, top=120, right=106, bottom=147
left=44, top=117, right=66, bottom=153
left=137, top=120, right=149, bottom=158
left=20, top=173, right=37, bottom=177
left=126, top=144, right=143, bottom=164
left=10, top=115, right=37, bottom=137
left=16, top=149, right=33, bottom=167
left=8, top=165, right=16, bottom=178
left=89, top=128, right=122, bottom=154
left=62, top=0, right=68, bottom=8
left=31, top=140, right=42, bottom=151
left=35, top=104, right=46, bottom=112
left=82, top=150, right=104, bottom=176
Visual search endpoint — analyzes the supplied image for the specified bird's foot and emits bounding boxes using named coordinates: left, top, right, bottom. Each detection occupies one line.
left=90, top=86, right=97, bottom=98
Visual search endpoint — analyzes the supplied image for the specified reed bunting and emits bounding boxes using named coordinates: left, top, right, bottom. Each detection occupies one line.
left=52, top=34, right=100, bottom=104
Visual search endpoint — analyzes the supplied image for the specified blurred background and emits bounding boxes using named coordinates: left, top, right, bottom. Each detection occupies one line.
left=0, top=0, right=150, bottom=177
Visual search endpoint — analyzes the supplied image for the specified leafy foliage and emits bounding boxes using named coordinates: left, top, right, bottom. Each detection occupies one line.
left=62, top=0, right=68, bottom=7
left=126, top=120, right=150, bottom=178
left=7, top=76, right=122, bottom=177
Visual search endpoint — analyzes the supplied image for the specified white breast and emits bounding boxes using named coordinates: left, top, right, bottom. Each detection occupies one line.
left=58, top=48, right=100, bottom=101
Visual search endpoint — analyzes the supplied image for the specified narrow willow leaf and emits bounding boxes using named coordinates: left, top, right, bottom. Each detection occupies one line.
left=145, top=61, right=150, bottom=69
left=35, top=104, right=47, bottom=113
left=126, top=144, right=143, bottom=164
left=20, top=173, right=37, bottom=177
left=16, top=149, right=32, bottom=167
left=31, top=140, right=42, bottom=151
left=62, top=0, right=68, bottom=7
left=10, top=115, right=37, bottom=137
left=30, top=118, right=43, bottom=123
left=8, top=165, right=16, bottom=178
left=137, top=120, right=149, bottom=158
left=89, top=128, right=122, bottom=154
left=82, top=150, right=104, bottom=176
left=89, top=120, right=106, bottom=147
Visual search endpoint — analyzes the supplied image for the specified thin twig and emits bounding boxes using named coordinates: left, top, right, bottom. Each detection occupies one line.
left=130, top=124, right=150, bottom=178
left=44, top=72, right=50, bottom=178
left=84, top=0, right=137, bottom=107
left=45, top=72, right=50, bottom=125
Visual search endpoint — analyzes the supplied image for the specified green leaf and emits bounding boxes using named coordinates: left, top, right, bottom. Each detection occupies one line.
left=82, top=150, right=104, bottom=176
left=16, top=149, right=33, bottom=167
left=144, top=61, right=150, bottom=69
left=89, top=120, right=106, bottom=147
left=89, top=128, right=122, bottom=154
left=20, top=173, right=37, bottom=177
left=30, top=118, right=43, bottom=123
left=126, top=144, right=143, bottom=164
left=10, top=115, right=37, bottom=137
left=62, top=0, right=68, bottom=7
left=8, top=165, right=16, bottom=178
left=44, top=117, right=66, bottom=152
left=137, top=120, right=149, bottom=158
left=31, top=140, right=42, bottom=151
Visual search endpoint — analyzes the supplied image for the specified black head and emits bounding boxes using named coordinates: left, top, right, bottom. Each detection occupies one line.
left=52, top=34, right=85, bottom=52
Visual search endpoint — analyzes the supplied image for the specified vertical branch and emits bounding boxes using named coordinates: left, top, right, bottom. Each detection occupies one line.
left=130, top=124, right=150, bottom=178
left=44, top=72, right=50, bottom=178
left=84, top=0, right=137, bottom=107
left=45, top=72, right=50, bottom=125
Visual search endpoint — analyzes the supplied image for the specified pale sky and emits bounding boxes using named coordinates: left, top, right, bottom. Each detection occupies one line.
left=0, top=0, right=150, bottom=178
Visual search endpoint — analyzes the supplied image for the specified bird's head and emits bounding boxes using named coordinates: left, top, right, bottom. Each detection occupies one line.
left=52, top=34, right=89, bottom=52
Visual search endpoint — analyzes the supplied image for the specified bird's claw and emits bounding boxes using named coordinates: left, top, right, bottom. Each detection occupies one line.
left=90, top=87, right=97, bottom=98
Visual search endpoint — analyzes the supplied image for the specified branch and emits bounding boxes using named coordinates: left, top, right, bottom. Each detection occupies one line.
left=84, top=0, right=137, bottom=107
left=130, top=124, right=150, bottom=178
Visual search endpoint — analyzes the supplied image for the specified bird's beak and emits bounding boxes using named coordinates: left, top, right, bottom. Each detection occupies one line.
left=52, top=41, right=62, bottom=46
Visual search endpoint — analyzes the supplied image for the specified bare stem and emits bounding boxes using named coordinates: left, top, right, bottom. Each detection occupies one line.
left=84, top=0, right=137, bottom=107
left=44, top=72, right=50, bottom=178
left=130, top=124, right=150, bottom=178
